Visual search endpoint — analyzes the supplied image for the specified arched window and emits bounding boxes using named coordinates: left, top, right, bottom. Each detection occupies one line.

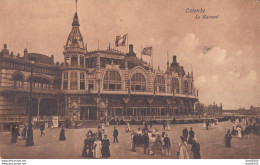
left=27, top=76, right=50, bottom=89
left=103, top=71, right=121, bottom=91
left=154, top=75, right=165, bottom=92
left=53, top=78, right=61, bottom=89
left=184, top=80, right=188, bottom=94
left=13, top=72, right=24, bottom=88
left=131, top=73, right=146, bottom=92
left=172, top=77, right=179, bottom=94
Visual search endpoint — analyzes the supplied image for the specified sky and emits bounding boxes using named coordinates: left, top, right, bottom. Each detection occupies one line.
left=0, top=0, right=260, bottom=109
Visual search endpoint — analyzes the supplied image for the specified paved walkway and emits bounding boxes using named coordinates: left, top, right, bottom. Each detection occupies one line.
left=0, top=121, right=259, bottom=159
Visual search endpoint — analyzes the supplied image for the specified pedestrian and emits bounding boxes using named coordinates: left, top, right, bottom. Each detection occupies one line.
left=40, top=124, right=45, bottom=136
left=149, top=119, right=153, bottom=128
left=163, top=134, right=171, bottom=156
left=113, top=127, right=118, bottom=143
left=224, top=130, right=232, bottom=148
left=166, top=121, right=171, bottom=131
left=237, top=125, right=242, bottom=138
left=59, top=126, right=66, bottom=141
left=101, top=135, right=110, bottom=157
left=182, top=128, right=188, bottom=142
left=191, top=138, right=201, bottom=159
left=93, top=137, right=102, bottom=158
left=188, top=127, right=195, bottom=144
left=206, top=120, right=209, bottom=130
left=173, top=118, right=176, bottom=126
left=23, top=124, right=27, bottom=140
left=178, top=136, right=189, bottom=159
left=50, top=122, right=54, bottom=130
left=143, top=132, right=149, bottom=154
left=162, top=120, right=166, bottom=131
left=11, top=125, right=19, bottom=143
left=82, top=134, right=93, bottom=158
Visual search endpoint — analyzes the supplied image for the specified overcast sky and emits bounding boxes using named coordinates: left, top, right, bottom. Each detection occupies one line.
left=0, top=0, right=260, bottom=109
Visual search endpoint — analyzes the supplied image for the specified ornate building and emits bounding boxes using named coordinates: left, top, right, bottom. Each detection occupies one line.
left=0, top=10, right=198, bottom=122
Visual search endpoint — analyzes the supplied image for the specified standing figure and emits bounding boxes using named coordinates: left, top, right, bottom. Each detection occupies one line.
left=172, top=118, right=176, bottom=126
left=101, top=135, right=110, bottom=157
left=237, top=126, right=242, bottom=138
left=143, top=132, right=150, bottom=154
left=166, top=121, right=171, bottom=131
left=191, top=138, right=201, bottom=159
left=11, top=125, right=19, bottom=143
left=149, top=119, right=153, bottom=128
left=59, top=127, right=66, bottom=141
left=162, top=120, right=166, bottom=131
left=182, top=128, right=188, bottom=142
left=23, top=124, right=27, bottom=140
left=93, top=137, right=102, bottom=158
left=40, top=124, right=45, bottom=136
left=188, top=127, right=195, bottom=144
left=224, top=130, right=232, bottom=148
left=206, top=120, right=210, bottom=130
left=178, top=136, right=189, bottom=159
left=163, top=134, right=171, bottom=156
left=113, top=127, right=118, bottom=143
left=82, top=135, right=93, bottom=158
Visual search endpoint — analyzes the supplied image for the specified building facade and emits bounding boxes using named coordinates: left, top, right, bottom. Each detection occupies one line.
left=0, top=11, right=198, bottom=122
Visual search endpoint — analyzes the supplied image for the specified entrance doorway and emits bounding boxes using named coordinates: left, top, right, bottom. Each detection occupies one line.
left=80, top=107, right=97, bottom=120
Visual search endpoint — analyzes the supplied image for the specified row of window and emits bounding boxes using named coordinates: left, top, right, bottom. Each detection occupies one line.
left=2, top=61, right=59, bottom=75
left=61, top=71, right=192, bottom=93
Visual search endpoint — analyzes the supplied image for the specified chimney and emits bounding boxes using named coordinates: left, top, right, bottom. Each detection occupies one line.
left=129, top=44, right=134, bottom=54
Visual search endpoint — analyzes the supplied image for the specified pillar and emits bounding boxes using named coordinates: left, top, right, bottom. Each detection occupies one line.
left=77, top=55, right=80, bottom=66
left=37, top=97, right=41, bottom=121
left=57, top=98, right=60, bottom=115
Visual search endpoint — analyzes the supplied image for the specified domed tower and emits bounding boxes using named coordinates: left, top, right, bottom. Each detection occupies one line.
left=62, top=4, right=87, bottom=91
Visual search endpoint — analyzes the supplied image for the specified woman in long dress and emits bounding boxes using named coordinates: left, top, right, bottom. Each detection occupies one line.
left=59, top=127, right=66, bottom=141
left=101, top=135, right=110, bottom=158
left=93, top=138, right=102, bottom=158
left=237, top=126, right=242, bottom=138
left=178, top=136, right=189, bottom=159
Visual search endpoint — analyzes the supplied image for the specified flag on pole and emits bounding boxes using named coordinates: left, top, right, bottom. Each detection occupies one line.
left=115, top=34, right=127, bottom=47
left=141, top=46, right=152, bottom=56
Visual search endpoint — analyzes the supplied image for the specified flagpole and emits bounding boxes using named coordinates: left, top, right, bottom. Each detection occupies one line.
left=126, top=33, right=128, bottom=53
left=151, top=47, right=153, bottom=70
left=141, top=45, right=142, bottom=59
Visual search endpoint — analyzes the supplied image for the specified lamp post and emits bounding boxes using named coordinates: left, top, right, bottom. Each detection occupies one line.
left=26, top=60, right=35, bottom=146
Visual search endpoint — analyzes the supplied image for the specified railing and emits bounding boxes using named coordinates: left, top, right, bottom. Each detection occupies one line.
left=114, top=114, right=223, bottom=121
left=0, top=115, right=27, bottom=123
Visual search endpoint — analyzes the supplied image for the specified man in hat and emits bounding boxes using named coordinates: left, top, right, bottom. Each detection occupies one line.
left=113, top=127, right=119, bottom=143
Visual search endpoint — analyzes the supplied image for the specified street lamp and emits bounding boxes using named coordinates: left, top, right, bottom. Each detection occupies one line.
left=26, top=59, right=35, bottom=146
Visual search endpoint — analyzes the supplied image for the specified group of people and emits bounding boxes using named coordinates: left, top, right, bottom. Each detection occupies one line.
left=130, top=125, right=171, bottom=156
left=127, top=120, right=201, bottom=159
left=225, top=116, right=260, bottom=148
left=11, top=123, right=28, bottom=143
left=178, top=127, right=201, bottom=159
left=82, top=125, right=111, bottom=159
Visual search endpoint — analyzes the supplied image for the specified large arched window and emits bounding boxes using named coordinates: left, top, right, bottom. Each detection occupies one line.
left=184, top=80, right=188, bottom=94
left=13, top=72, right=24, bottom=88
left=172, top=77, right=179, bottom=94
left=131, top=73, right=146, bottom=92
left=103, top=71, right=121, bottom=91
left=154, top=75, right=165, bottom=92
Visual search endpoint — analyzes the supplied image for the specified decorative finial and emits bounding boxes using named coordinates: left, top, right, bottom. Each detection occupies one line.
left=76, top=0, right=78, bottom=13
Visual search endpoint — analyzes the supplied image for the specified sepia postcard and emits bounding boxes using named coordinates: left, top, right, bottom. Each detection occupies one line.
left=0, top=0, right=259, bottom=163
